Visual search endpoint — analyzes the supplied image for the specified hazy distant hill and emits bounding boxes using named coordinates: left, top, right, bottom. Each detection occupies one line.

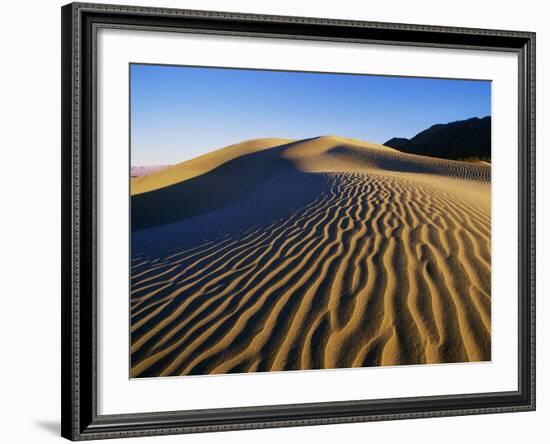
left=384, top=116, right=491, bottom=161
left=131, top=165, right=171, bottom=177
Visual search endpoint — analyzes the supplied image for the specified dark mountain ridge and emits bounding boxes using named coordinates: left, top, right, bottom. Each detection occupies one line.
left=384, top=116, right=491, bottom=161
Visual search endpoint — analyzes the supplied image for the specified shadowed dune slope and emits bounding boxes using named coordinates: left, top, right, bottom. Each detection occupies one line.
left=130, top=136, right=491, bottom=377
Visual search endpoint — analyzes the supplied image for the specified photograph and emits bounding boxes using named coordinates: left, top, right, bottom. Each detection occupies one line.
left=129, top=64, right=492, bottom=378
left=50, top=1, right=537, bottom=440
left=0, top=0, right=542, bottom=440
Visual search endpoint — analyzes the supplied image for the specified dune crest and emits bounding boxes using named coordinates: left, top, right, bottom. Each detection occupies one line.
left=130, top=135, right=491, bottom=377
left=131, top=138, right=293, bottom=195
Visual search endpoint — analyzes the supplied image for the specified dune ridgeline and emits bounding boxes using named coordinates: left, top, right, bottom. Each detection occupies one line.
left=130, top=135, right=491, bottom=378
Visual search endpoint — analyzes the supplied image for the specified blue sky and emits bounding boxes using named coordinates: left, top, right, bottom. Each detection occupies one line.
left=130, top=64, right=491, bottom=166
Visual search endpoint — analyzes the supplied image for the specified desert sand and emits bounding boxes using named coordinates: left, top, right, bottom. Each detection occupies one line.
left=130, top=136, right=491, bottom=377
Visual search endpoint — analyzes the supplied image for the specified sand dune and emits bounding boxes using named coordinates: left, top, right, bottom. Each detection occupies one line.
left=131, top=137, right=293, bottom=195
left=130, top=136, right=491, bottom=377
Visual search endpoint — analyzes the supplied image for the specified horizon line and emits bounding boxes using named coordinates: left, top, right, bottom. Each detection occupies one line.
left=130, top=115, right=491, bottom=167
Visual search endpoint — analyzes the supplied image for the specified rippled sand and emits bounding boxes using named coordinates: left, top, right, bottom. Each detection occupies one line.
left=130, top=136, right=490, bottom=377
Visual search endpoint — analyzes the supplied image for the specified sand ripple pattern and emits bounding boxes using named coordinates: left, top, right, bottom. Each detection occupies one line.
left=131, top=171, right=491, bottom=377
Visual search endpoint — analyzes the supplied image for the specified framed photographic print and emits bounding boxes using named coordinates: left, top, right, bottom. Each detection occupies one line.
left=61, top=2, right=536, bottom=440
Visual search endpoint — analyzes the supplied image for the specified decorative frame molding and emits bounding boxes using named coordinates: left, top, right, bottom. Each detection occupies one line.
left=61, top=2, right=535, bottom=440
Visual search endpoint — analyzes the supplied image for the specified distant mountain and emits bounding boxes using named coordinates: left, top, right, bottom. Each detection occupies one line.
left=131, top=165, right=171, bottom=178
left=384, top=116, right=491, bottom=161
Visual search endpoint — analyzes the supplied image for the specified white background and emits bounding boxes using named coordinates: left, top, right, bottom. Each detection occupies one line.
left=0, top=0, right=546, bottom=443
left=99, top=29, right=518, bottom=414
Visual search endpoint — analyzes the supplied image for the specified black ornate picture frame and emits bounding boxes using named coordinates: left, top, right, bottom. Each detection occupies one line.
left=61, top=2, right=535, bottom=440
